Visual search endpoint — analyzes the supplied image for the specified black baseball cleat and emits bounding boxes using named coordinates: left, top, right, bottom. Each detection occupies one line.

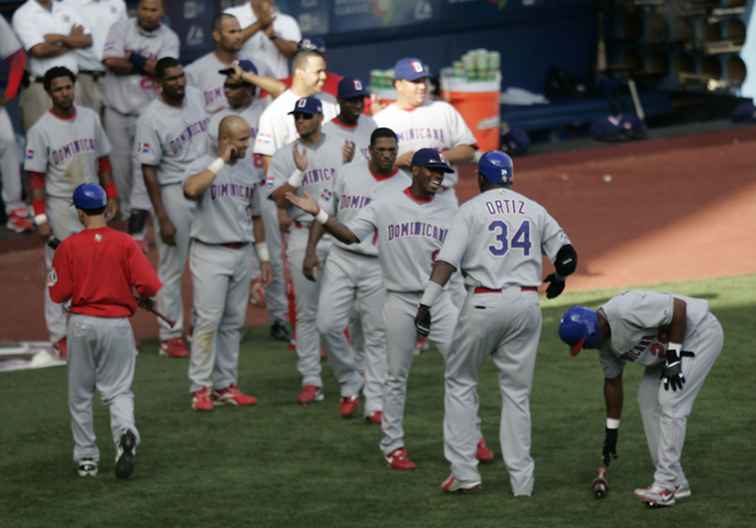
left=270, top=320, right=291, bottom=342
left=115, top=430, right=137, bottom=480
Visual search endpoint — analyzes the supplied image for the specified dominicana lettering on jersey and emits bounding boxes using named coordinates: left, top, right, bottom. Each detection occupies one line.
left=395, top=128, right=446, bottom=143
left=387, top=221, right=448, bottom=242
left=51, top=138, right=97, bottom=165
left=303, top=167, right=336, bottom=185
left=339, top=194, right=372, bottom=210
left=167, top=118, right=210, bottom=155
left=209, top=182, right=256, bottom=201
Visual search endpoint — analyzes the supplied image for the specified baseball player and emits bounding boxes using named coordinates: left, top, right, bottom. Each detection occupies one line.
left=49, top=183, right=161, bottom=479
left=373, top=57, right=476, bottom=206
left=183, top=115, right=272, bottom=411
left=285, top=148, right=492, bottom=470
left=25, top=66, right=115, bottom=358
left=12, top=0, right=92, bottom=131
left=63, top=0, right=126, bottom=115
left=224, top=0, right=301, bottom=80
left=267, top=96, right=343, bottom=405
left=304, top=127, right=398, bottom=422
left=135, top=57, right=209, bottom=358
left=0, top=15, right=33, bottom=233
left=253, top=49, right=339, bottom=342
left=101, top=0, right=180, bottom=222
left=415, top=151, right=577, bottom=494
left=321, top=77, right=376, bottom=163
left=559, top=292, right=724, bottom=507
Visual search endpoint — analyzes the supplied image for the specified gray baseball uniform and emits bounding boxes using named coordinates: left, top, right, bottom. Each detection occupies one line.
left=102, top=16, right=180, bottom=214
left=438, top=187, right=571, bottom=495
left=135, top=87, right=209, bottom=341
left=0, top=16, right=24, bottom=215
left=24, top=105, right=111, bottom=343
left=321, top=115, right=376, bottom=162
left=185, top=52, right=234, bottom=115
left=186, top=154, right=264, bottom=393
left=346, top=184, right=462, bottom=456
left=315, top=158, right=399, bottom=412
left=207, top=100, right=288, bottom=325
left=597, top=291, right=723, bottom=492
left=266, top=133, right=342, bottom=389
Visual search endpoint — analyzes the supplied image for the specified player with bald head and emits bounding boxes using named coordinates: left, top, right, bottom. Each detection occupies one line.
left=183, top=115, right=272, bottom=411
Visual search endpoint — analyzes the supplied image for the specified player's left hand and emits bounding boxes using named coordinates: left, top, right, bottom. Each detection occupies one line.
left=396, top=150, right=414, bottom=169
left=661, top=348, right=688, bottom=391
left=414, top=304, right=431, bottom=337
left=543, top=272, right=565, bottom=299
left=136, top=296, right=155, bottom=311
left=260, top=261, right=273, bottom=286
left=293, top=142, right=308, bottom=172
left=303, top=250, right=320, bottom=282
left=106, top=198, right=119, bottom=222
left=342, top=140, right=355, bottom=163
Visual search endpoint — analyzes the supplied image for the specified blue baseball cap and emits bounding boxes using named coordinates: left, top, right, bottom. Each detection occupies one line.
left=73, top=183, right=107, bottom=211
left=338, top=77, right=367, bottom=99
left=288, top=96, right=323, bottom=115
left=218, top=59, right=258, bottom=76
left=298, top=36, right=326, bottom=53
left=394, top=57, right=430, bottom=81
left=411, top=148, right=453, bottom=173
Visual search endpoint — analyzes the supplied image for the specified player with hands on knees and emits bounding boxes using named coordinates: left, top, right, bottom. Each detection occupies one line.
left=558, top=291, right=724, bottom=507
left=415, top=151, right=576, bottom=495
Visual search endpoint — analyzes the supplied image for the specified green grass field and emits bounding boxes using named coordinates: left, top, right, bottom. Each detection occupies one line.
left=2, top=275, right=755, bottom=528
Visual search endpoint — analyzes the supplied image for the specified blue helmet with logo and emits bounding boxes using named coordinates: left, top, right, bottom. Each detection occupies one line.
left=559, top=306, right=602, bottom=355
left=73, top=183, right=107, bottom=211
left=478, top=150, right=513, bottom=185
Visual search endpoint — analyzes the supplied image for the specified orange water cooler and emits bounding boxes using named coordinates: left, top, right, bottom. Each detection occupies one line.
left=441, top=74, right=501, bottom=151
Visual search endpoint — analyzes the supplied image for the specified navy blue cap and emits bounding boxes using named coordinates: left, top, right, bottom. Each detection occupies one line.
left=73, top=183, right=107, bottom=210
left=411, top=148, right=453, bottom=173
left=394, top=57, right=430, bottom=81
left=338, top=77, right=367, bottom=99
left=298, top=36, right=326, bottom=53
left=219, top=59, right=258, bottom=77
left=288, top=96, right=323, bottom=115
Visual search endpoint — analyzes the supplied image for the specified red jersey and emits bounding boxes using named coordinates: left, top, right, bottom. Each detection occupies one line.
left=49, top=227, right=162, bottom=318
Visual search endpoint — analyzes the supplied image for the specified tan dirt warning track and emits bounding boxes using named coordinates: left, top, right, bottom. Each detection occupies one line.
left=2, top=126, right=755, bottom=342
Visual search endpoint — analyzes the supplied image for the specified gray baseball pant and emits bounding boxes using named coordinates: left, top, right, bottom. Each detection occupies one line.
left=0, top=107, right=23, bottom=213
left=104, top=107, right=138, bottom=217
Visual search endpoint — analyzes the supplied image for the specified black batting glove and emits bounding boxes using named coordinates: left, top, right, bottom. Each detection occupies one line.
left=662, top=348, right=687, bottom=391
left=543, top=273, right=565, bottom=299
left=602, top=428, right=618, bottom=466
left=414, top=304, right=431, bottom=338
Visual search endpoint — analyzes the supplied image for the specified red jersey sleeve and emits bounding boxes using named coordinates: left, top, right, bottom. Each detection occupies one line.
left=49, top=241, right=74, bottom=303
left=127, top=240, right=162, bottom=298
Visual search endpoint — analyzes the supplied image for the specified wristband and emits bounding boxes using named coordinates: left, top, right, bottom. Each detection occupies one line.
left=606, top=418, right=620, bottom=430
left=667, top=342, right=682, bottom=355
left=255, top=242, right=270, bottom=263
left=420, top=281, right=443, bottom=307
left=314, top=209, right=329, bottom=225
left=32, top=198, right=46, bottom=216
left=288, top=170, right=304, bottom=188
left=34, top=213, right=48, bottom=226
left=207, top=158, right=225, bottom=175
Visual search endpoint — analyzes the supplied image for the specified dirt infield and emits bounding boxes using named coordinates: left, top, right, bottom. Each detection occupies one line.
left=2, top=125, right=755, bottom=342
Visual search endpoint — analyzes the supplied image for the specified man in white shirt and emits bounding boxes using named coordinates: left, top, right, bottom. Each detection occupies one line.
left=12, top=0, right=92, bottom=130
left=224, top=0, right=301, bottom=79
left=62, top=0, right=126, bottom=115
left=252, top=48, right=338, bottom=342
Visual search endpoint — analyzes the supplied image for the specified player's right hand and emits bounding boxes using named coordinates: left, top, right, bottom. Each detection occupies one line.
left=342, top=140, right=355, bottom=164
left=37, top=221, right=51, bottom=240
left=221, top=144, right=237, bottom=163
left=303, top=251, right=320, bottom=282
left=602, top=428, right=618, bottom=466
left=285, top=191, right=319, bottom=215
left=158, top=216, right=177, bottom=246
left=543, top=272, right=566, bottom=299
left=414, top=304, right=431, bottom=337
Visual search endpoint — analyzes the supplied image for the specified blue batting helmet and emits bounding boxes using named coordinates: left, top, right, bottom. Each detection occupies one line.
left=478, top=151, right=513, bottom=185
left=73, top=183, right=107, bottom=211
left=559, top=306, right=602, bottom=355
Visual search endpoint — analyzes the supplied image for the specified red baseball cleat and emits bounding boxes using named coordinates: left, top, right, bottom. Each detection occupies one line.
left=441, top=474, right=482, bottom=493
left=159, top=337, right=188, bottom=358
left=213, top=384, right=257, bottom=406
left=54, top=337, right=68, bottom=360
left=476, top=438, right=495, bottom=463
left=192, top=387, right=214, bottom=412
left=339, top=395, right=360, bottom=418
left=297, top=384, right=324, bottom=405
left=385, top=448, right=417, bottom=471
left=366, top=410, right=382, bottom=425
left=6, top=208, right=34, bottom=233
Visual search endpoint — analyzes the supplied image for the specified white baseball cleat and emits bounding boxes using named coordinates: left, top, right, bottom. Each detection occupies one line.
left=77, top=458, right=98, bottom=477
left=674, top=485, right=692, bottom=499
left=634, top=484, right=676, bottom=507
left=441, top=474, right=481, bottom=494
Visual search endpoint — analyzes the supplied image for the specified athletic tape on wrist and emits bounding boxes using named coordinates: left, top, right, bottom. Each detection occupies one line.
left=420, top=281, right=443, bottom=306
left=255, top=242, right=270, bottom=262
left=314, top=209, right=329, bottom=225
left=207, top=158, right=225, bottom=175
left=288, top=170, right=304, bottom=188
left=34, top=213, right=48, bottom=226
left=667, top=342, right=682, bottom=355
left=606, top=418, right=620, bottom=430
